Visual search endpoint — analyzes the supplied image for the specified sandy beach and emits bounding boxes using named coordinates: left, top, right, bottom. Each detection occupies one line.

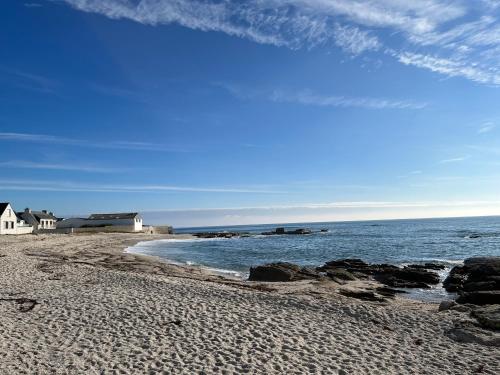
left=0, top=233, right=498, bottom=374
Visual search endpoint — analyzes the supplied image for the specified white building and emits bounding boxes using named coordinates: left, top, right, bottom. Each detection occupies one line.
left=17, top=208, right=57, bottom=232
left=0, top=203, right=33, bottom=235
left=57, top=212, right=143, bottom=232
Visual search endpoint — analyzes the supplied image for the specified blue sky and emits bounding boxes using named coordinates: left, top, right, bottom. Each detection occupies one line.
left=1, top=0, right=500, bottom=226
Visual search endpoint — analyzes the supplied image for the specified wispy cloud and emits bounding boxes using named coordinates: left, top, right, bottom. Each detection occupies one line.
left=478, top=121, right=496, bottom=134
left=0, top=160, right=123, bottom=173
left=0, top=132, right=190, bottom=152
left=89, top=83, right=146, bottom=102
left=398, top=170, right=423, bottom=179
left=439, top=155, right=471, bottom=164
left=270, top=89, right=427, bottom=110
left=396, top=52, right=500, bottom=86
left=218, top=83, right=427, bottom=110
left=24, top=3, right=42, bottom=8
left=58, top=0, right=500, bottom=85
left=142, top=200, right=500, bottom=212
left=0, top=179, right=285, bottom=194
left=0, top=66, right=58, bottom=94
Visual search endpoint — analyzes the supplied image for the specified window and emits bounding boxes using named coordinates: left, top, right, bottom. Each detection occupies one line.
left=4, top=222, right=8, bottom=229
left=10, top=222, right=14, bottom=229
left=7, top=209, right=11, bottom=217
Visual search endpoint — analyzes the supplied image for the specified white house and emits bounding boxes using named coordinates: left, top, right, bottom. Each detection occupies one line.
left=0, top=203, right=33, bottom=235
left=57, top=212, right=143, bottom=232
left=17, top=208, right=57, bottom=232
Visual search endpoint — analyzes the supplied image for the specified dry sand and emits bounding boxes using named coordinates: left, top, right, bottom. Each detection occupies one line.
left=0, top=233, right=498, bottom=374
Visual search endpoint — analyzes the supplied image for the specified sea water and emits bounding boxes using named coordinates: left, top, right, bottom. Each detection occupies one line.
left=127, top=216, right=500, bottom=301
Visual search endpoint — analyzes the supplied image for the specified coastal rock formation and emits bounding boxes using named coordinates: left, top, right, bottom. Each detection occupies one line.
left=248, top=262, right=321, bottom=282
left=249, top=258, right=442, bottom=290
left=193, top=232, right=248, bottom=239
left=445, top=320, right=500, bottom=347
left=261, top=227, right=312, bottom=235
left=444, top=257, right=500, bottom=304
left=318, top=259, right=441, bottom=289
left=471, top=305, right=500, bottom=330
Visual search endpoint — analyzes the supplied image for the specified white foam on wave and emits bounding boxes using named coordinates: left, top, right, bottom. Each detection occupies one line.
left=125, top=237, right=228, bottom=253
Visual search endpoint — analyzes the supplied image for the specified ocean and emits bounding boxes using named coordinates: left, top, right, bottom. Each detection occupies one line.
left=127, top=216, right=500, bottom=301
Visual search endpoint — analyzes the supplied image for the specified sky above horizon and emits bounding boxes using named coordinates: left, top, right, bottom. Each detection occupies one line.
left=1, top=0, right=500, bottom=227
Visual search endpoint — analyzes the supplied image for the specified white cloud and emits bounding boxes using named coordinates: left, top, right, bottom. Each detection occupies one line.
left=0, top=160, right=123, bottom=173
left=438, top=155, right=471, bottom=164
left=478, top=122, right=496, bottom=134
left=270, top=88, right=427, bottom=110
left=217, top=83, right=427, bottom=110
left=0, top=179, right=284, bottom=194
left=396, top=52, right=500, bottom=85
left=58, top=1, right=500, bottom=85
left=0, top=132, right=190, bottom=152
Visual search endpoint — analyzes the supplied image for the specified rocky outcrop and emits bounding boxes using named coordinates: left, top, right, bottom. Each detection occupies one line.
left=444, top=257, right=500, bottom=305
left=193, top=232, right=248, bottom=239
left=248, top=263, right=321, bottom=282
left=446, top=320, right=500, bottom=347
left=248, top=258, right=442, bottom=290
left=318, top=259, right=441, bottom=289
left=261, top=228, right=312, bottom=236
left=456, top=291, right=500, bottom=305
left=471, top=305, right=500, bottom=330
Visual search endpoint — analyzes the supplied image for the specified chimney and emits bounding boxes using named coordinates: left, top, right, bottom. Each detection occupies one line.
left=42, top=210, right=47, bottom=214
left=25, top=208, right=31, bottom=213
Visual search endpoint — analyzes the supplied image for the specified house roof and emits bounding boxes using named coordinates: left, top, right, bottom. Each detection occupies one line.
left=17, top=210, right=57, bottom=224
left=0, top=203, right=10, bottom=216
left=32, top=211, right=57, bottom=220
left=88, top=213, right=140, bottom=220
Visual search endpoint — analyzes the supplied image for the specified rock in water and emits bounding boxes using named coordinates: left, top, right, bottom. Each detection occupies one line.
left=445, top=257, right=500, bottom=304
left=456, top=291, right=500, bottom=305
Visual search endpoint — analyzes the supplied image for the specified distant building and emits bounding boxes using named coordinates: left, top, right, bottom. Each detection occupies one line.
left=17, top=208, right=57, bottom=232
left=57, top=212, right=143, bottom=232
left=0, top=203, right=34, bottom=235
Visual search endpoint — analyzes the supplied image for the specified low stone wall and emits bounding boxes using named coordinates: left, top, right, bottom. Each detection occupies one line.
left=15, top=226, right=34, bottom=235
left=143, top=226, right=174, bottom=235
left=72, top=225, right=140, bottom=234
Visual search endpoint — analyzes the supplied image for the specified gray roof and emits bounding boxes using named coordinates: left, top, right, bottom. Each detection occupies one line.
left=32, top=211, right=57, bottom=220
left=0, top=203, right=9, bottom=216
left=17, top=211, right=57, bottom=225
left=88, top=213, right=140, bottom=220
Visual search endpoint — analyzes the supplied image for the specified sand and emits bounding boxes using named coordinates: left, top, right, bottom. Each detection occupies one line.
left=0, top=233, right=498, bottom=374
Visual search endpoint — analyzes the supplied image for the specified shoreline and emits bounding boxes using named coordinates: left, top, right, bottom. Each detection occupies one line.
left=124, top=235, right=458, bottom=303
left=1, top=233, right=498, bottom=374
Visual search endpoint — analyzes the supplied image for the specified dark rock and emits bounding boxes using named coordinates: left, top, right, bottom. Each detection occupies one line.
left=471, top=305, right=500, bottom=330
left=248, top=263, right=298, bottom=282
left=261, top=227, right=312, bottom=235
left=193, top=232, right=246, bottom=239
left=464, top=281, right=498, bottom=292
left=374, top=267, right=440, bottom=288
left=407, top=263, right=446, bottom=271
left=446, top=257, right=500, bottom=304
left=339, top=289, right=385, bottom=302
left=376, top=287, right=407, bottom=297
left=438, top=300, right=456, bottom=311
left=326, top=269, right=357, bottom=281
left=456, top=291, right=500, bottom=305
left=248, top=262, right=320, bottom=282
left=319, top=258, right=440, bottom=289
left=443, top=265, right=466, bottom=292
left=445, top=320, right=500, bottom=346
